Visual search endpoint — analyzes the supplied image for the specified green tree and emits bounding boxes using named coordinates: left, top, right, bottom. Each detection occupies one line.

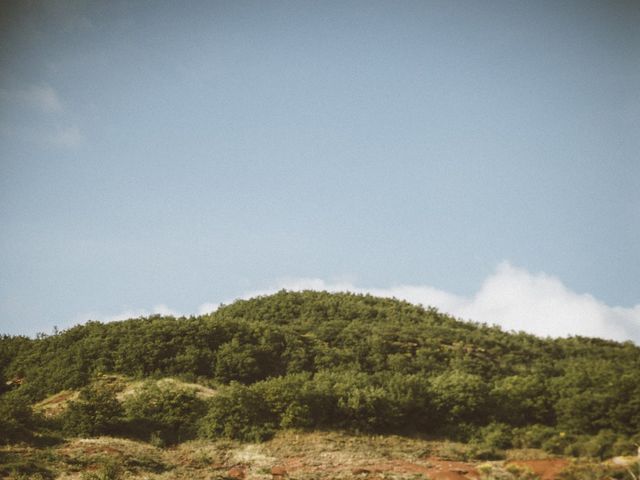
left=62, top=384, right=123, bottom=437
left=492, top=374, right=554, bottom=425
left=123, top=381, right=206, bottom=445
left=0, top=391, right=36, bottom=443
left=199, top=382, right=276, bottom=441
left=214, top=339, right=262, bottom=383
left=429, top=370, right=489, bottom=425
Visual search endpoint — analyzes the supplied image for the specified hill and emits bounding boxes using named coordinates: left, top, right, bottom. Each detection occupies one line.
left=1, top=290, right=640, bottom=477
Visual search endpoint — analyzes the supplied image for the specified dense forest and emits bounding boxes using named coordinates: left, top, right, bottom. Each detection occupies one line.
left=2, top=291, right=640, bottom=459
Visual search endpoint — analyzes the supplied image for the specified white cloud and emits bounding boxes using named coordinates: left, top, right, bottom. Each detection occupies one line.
left=197, top=303, right=219, bottom=315
left=214, top=262, right=640, bottom=344
left=454, top=263, right=640, bottom=342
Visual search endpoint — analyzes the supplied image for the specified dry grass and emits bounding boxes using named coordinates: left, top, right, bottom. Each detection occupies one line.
left=3, top=431, right=636, bottom=480
left=34, top=390, right=80, bottom=417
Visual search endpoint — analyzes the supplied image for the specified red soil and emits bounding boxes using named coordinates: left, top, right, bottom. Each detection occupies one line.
left=507, top=459, right=569, bottom=480
left=283, top=457, right=479, bottom=479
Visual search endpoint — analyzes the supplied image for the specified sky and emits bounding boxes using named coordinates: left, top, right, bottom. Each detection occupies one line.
left=1, top=1, right=639, bottom=342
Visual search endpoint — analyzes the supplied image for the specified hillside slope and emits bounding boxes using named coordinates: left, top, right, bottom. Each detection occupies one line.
left=1, top=291, right=640, bottom=459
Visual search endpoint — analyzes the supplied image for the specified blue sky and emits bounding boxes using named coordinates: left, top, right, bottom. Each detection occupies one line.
left=1, top=1, right=639, bottom=341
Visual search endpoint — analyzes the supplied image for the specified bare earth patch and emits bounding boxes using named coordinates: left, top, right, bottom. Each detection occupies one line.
left=506, top=459, right=569, bottom=480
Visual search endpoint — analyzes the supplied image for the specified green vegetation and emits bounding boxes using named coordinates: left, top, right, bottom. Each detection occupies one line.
left=122, top=380, right=207, bottom=445
left=1, top=290, right=640, bottom=461
left=61, top=384, right=123, bottom=437
left=0, top=391, right=38, bottom=444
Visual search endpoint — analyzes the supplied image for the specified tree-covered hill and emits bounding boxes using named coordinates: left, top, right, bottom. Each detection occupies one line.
left=2, top=291, right=639, bottom=453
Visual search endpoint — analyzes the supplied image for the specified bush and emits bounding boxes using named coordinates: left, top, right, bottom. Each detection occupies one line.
left=0, top=392, right=37, bottom=444
left=429, top=371, right=489, bottom=425
left=491, top=374, right=554, bottom=426
left=562, top=430, right=632, bottom=460
left=199, top=382, right=276, bottom=442
left=610, top=435, right=640, bottom=457
left=62, top=384, right=123, bottom=437
left=123, top=381, right=207, bottom=445
left=311, top=370, right=433, bottom=433
left=251, top=373, right=316, bottom=429
left=81, top=458, right=122, bottom=480
left=466, top=423, right=513, bottom=460
left=475, top=423, right=513, bottom=450
left=196, top=369, right=438, bottom=440
left=467, top=443, right=506, bottom=461
left=0, top=451, right=55, bottom=479
left=477, top=463, right=538, bottom=479
left=336, top=383, right=395, bottom=432
left=512, top=424, right=556, bottom=449
left=541, top=431, right=578, bottom=455
left=214, top=340, right=262, bottom=384
left=556, top=460, right=625, bottom=480
left=280, top=402, right=314, bottom=429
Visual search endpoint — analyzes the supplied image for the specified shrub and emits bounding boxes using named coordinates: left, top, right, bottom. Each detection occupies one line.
left=475, top=423, right=513, bottom=450
left=562, top=430, right=628, bottom=460
left=62, top=384, right=123, bottom=437
left=512, top=424, right=556, bottom=449
left=0, top=392, right=36, bottom=444
left=123, top=381, right=207, bottom=445
left=199, top=382, right=276, bottom=441
left=467, top=423, right=511, bottom=460
left=0, top=450, right=55, bottom=479
left=556, top=460, right=622, bottom=480
left=540, top=431, right=578, bottom=455
left=214, top=340, right=262, bottom=384
left=491, top=374, right=554, bottom=426
left=251, top=373, right=316, bottom=429
left=81, top=458, right=122, bottom=480
left=610, top=435, right=639, bottom=457
left=280, top=402, right=314, bottom=429
left=429, top=371, right=489, bottom=425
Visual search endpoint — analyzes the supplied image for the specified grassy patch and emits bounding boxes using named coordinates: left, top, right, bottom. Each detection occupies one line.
left=0, top=448, right=57, bottom=479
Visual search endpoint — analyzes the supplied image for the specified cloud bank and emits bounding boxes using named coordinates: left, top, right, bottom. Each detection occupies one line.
left=91, top=263, right=640, bottom=344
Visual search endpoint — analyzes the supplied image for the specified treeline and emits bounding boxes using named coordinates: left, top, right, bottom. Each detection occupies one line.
left=1, top=291, right=640, bottom=457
